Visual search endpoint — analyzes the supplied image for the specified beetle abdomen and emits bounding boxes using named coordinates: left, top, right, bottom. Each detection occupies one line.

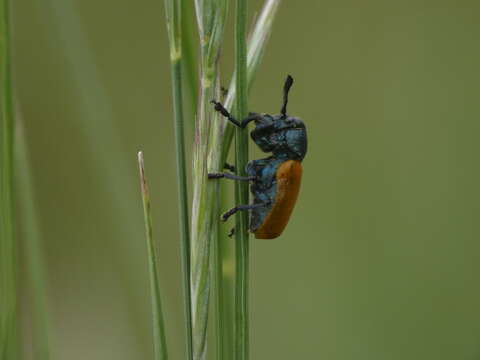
left=254, top=160, right=303, bottom=239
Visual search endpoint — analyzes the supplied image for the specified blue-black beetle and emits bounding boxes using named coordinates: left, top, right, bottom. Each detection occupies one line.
left=208, top=75, right=307, bottom=239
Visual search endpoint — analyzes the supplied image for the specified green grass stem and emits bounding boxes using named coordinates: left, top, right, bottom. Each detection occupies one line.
left=162, top=0, right=193, bottom=358
left=170, top=59, right=193, bottom=360
left=191, top=1, right=229, bottom=359
left=138, top=152, right=169, bottom=360
left=216, top=184, right=234, bottom=360
left=0, top=0, right=16, bottom=357
left=233, top=1, right=249, bottom=360
left=16, top=123, right=51, bottom=360
left=212, top=206, right=224, bottom=360
left=181, top=0, right=198, bottom=117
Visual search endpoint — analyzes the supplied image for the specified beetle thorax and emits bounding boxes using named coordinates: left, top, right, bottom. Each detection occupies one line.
left=250, top=115, right=307, bottom=161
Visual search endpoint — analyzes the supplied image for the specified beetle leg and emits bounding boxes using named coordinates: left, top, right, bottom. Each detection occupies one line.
left=239, top=113, right=263, bottom=128
left=208, top=172, right=256, bottom=181
left=211, top=100, right=260, bottom=128
left=224, top=162, right=235, bottom=172
left=221, top=202, right=268, bottom=222
left=228, top=227, right=235, bottom=238
left=211, top=100, right=241, bottom=126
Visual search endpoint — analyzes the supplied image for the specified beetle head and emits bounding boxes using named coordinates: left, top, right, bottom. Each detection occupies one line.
left=250, top=75, right=307, bottom=160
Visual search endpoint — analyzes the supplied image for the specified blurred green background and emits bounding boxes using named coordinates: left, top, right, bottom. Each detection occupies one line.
left=12, top=0, right=480, bottom=359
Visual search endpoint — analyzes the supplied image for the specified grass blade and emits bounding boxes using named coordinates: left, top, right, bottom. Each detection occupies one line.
left=191, top=0, right=229, bottom=359
left=162, top=0, right=193, bottom=358
left=181, top=0, right=198, bottom=118
left=170, top=59, right=194, bottom=360
left=233, top=1, right=249, bottom=360
left=0, top=0, right=16, bottom=357
left=138, top=152, right=168, bottom=360
left=16, top=122, right=51, bottom=360
left=213, top=183, right=234, bottom=360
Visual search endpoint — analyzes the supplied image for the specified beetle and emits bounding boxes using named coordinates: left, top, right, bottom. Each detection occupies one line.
left=208, top=75, right=307, bottom=239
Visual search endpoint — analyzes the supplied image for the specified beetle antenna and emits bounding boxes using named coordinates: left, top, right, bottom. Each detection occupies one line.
left=280, top=75, right=294, bottom=118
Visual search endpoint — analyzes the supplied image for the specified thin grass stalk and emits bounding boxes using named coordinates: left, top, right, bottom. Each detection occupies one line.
left=210, top=82, right=231, bottom=360
left=181, top=0, right=198, bottom=117
left=203, top=1, right=282, bottom=357
left=171, top=60, right=193, bottom=360
left=191, top=1, right=228, bottom=359
left=0, top=0, right=16, bottom=358
left=233, top=1, right=249, bottom=359
left=138, top=152, right=168, bottom=360
left=216, top=183, right=234, bottom=359
left=211, top=196, right=223, bottom=360
left=191, top=77, right=219, bottom=360
left=16, top=123, right=51, bottom=360
left=162, top=1, right=193, bottom=358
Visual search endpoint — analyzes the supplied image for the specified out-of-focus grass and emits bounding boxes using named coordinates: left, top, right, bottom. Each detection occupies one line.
left=23, top=0, right=152, bottom=357
left=16, top=123, right=51, bottom=360
left=1, top=0, right=16, bottom=358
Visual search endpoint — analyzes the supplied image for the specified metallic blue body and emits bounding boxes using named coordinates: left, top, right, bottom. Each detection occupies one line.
left=246, top=114, right=307, bottom=232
